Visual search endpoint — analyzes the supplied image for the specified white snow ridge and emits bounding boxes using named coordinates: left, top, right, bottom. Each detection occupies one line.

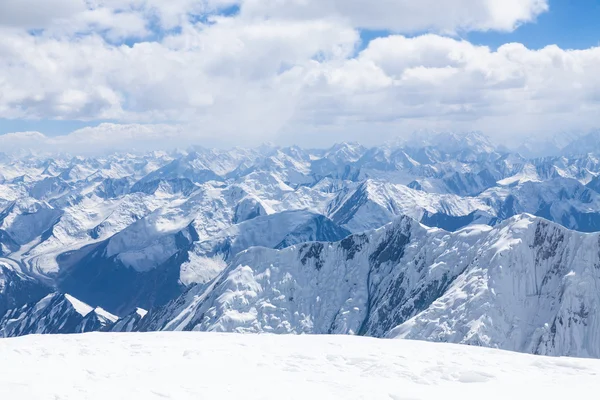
left=1, top=333, right=599, bottom=400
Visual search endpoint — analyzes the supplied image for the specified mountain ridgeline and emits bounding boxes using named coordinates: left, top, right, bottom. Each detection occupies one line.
left=2, top=131, right=600, bottom=358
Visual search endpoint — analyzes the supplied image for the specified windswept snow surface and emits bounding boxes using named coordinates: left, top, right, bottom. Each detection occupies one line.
left=0, top=333, right=599, bottom=400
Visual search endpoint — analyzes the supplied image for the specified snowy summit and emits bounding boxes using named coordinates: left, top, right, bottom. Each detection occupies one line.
left=1, top=332, right=599, bottom=400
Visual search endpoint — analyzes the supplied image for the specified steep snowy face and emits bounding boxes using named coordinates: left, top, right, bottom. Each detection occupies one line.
left=401, top=131, right=497, bottom=160
left=342, top=132, right=508, bottom=192
left=186, top=146, right=261, bottom=177
left=409, top=168, right=499, bottom=197
left=0, top=292, right=117, bottom=337
left=328, top=180, right=493, bottom=232
left=111, top=307, right=148, bottom=332
left=56, top=222, right=199, bottom=315
left=479, top=178, right=600, bottom=232
left=143, top=217, right=488, bottom=335
left=233, top=147, right=314, bottom=187
left=0, top=263, right=51, bottom=318
left=587, top=175, right=600, bottom=193
left=192, top=210, right=350, bottom=262
left=47, top=182, right=254, bottom=313
left=141, top=215, right=600, bottom=358
left=311, top=142, right=367, bottom=178
left=0, top=230, right=19, bottom=257
left=562, top=130, right=600, bottom=156
left=53, top=189, right=345, bottom=315
left=310, top=143, right=367, bottom=180
left=0, top=199, right=62, bottom=246
left=390, top=216, right=600, bottom=358
left=325, top=176, right=600, bottom=234
left=131, top=152, right=222, bottom=191
left=531, top=154, right=600, bottom=184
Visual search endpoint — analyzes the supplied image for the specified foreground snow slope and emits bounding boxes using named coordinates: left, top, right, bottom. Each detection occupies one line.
left=1, top=333, right=599, bottom=400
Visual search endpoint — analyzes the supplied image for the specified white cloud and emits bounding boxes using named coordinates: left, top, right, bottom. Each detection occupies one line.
left=0, top=0, right=547, bottom=35
left=238, top=0, right=549, bottom=33
left=0, top=0, right=87, bottom=28
left=288, top=35, right=600, bottom=142
left=0, top=17, right=358, bottom=126
left=3, top=0, right=600, bottom=150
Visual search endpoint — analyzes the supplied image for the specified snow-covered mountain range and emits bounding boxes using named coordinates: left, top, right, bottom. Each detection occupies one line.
left=3, top=131, right=600, bottom=358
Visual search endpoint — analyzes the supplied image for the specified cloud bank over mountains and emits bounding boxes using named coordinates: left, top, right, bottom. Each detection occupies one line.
left=2, top=0, right=599, bottom=148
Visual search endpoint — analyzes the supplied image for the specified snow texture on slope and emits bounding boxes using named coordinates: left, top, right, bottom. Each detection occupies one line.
left=143, top=215, right=600, bottom=358
left=0, top=293, right=116, bottom=337
left=0, top=333, right=599, bottom=400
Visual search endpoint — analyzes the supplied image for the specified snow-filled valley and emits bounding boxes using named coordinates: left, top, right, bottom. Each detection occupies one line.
left=4, top=131, right=600, bottom=359
left=1, top=332, right=599, bottom=400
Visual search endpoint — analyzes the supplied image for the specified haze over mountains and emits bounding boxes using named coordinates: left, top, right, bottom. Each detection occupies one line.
left=3, top=130, right=600, bottom=358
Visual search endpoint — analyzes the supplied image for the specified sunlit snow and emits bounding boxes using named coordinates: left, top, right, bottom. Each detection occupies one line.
left=0, top=333, right=598, bottom=399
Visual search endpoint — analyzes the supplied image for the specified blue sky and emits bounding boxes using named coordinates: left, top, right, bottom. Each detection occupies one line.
left=2, top=0, right=600, bottom=149
left=468, top=0, right=600, bottom=50
left=359, top=0, right=600, bottom=50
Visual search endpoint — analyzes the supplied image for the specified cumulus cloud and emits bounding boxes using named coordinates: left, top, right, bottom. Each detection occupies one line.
left=288, top=35, right=600, bottom=142
left=2, top=0, right=599, bottom=150
left=0, top=17, right=357, bottom=127
left=238, top=0, right=549, bottom=33
left=0, top=0, right=548, bottom=33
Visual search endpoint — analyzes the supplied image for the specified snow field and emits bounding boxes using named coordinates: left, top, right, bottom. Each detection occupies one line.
left=1, top=332, right=599, bottom=400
